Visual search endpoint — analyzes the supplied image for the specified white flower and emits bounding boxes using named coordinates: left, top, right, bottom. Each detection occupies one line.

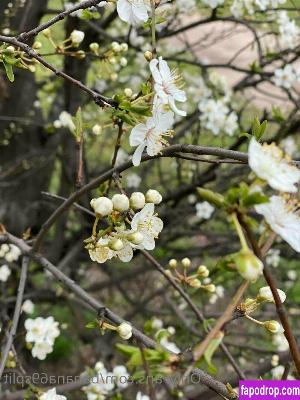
left=2, top=244, right=22, bottom=262
left=287, top=270, right=297, bottom=281
left=0, top=244, right=10, bottom=258
left=248, top=138, right=300, bottom=193
left=39, top=388, right=67, bottom=400
left=266, top=249, right=281, bottom=268
left=130, top=192, right=146, bottom=210
left=117, top=322, right=132, bottom=340
left=126, top=173, right=141, bottom=188
left=271, top=365, right=285, bottom=380
left=273, top=65, right=297, bottom=89
left=278, top=12, right=300, bottom=49
left=145, top=189, right=162, bottom=204
left=272, top=332, right=289, bottom=352
left=130, top=106, right=174, bottom=166
left=89, top=235, right=133, bottom=263
left=83, top=369, right=114, bottom=399
left=70, top=29, right=85, bottom=45
left=209, top=285, right=225, bottom=304
left=55, top=111, right=75, bottom=132
left=255, top=196, right=300, bottom=253
left=113, top=365, right=129, bottom=388
left=195, top=201, right=215, bottom=220
left=117, top=0, right=150, bottom=26
left=22, top=299, right=35, bottom=314
left=152, top=318, right=163, bottom=330
left=90, top=197, right=114, bottom=216
left=32, top=341, right=54, bottom=360
left=257, top=287, right=286, bottom=303
left=203, top=0, right=225, bottom=9
left=112, top=194, right=130, bottom=212
left=281, top=137, right=298, bottom=158
left=0, top=264, right=11, bottom=282
left=176, top=0, right=196, bottom=13
left=264, top=320, right=284, bottom=334
left=150, top=57, right=187, bottom=116
left=136, top=392, right=150, bottom=400
left=131, top=203, right=163, bottom=250
left=25, top=316, right=60, bottom=360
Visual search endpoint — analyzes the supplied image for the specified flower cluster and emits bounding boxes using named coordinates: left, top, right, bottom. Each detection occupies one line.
left=83, top=361, right=130, bottom=400
left=273, top=64, right=300, bottom=89
left=25, top=316, right=60, bottom=360
left=86, top=190, right=163, bottom=263
left=231, top=0, right=286, bottom=18
left=248, top=138, right=300, bottom=253
left=39, top=388, right=66, bottom=400
left=165, top=258, right=216, bottom=293
left=0, top=243, right=21, bottom=262
left=151, top=318, right=181, bottom=354
left=0, top=264, right=11, bottom=282
left=277, top=11, right=300, bottom=49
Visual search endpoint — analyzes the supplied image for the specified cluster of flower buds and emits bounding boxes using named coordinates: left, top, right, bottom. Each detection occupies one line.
left=85, top=190, right=163, bottom=263
left=165, top=258, right=215, bottom=293
left=239, top=286, right=286, bottom=335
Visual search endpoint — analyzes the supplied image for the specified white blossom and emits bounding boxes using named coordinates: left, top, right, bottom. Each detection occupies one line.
left=257, top=287, right=286, bottom=303
left=25, top=316, right=60, bottom=360
left=112, top=194, right=130, bottom=212
left=117, top=322, right=133, bottom=340
left=131, top=203, right=163, bottom=250
left=130, top=106, right=174, bottom=166
left=55, top=111, right=75, bottom=132
left=70, top=29, right=85, bottom=45
left=195, top=201, right=215, bottom=220
left=39, top=388, right=67, bottom=400
left=145, top=189, right=162, bottom=204
left=22, top=299, right=35, bottom=314
left=150, top=57, right=187, bottom=116
left=117, top=0, right=150, bottom=26
left=136, top=392, right=150, bottom=400
left=278, top=11, right=300, bottom=49
left=90, top=197, right=114, bottom=216
left=272, top=332, right=289, bottom=352
left=130, top=192, right=146, bottom=210
left=126, top=173, right=142, bottom=188
left=160, top=337, right=181, bottom=354
left=89, top=235, right=133, bottom=263
left=0, top=264, right=11, bottom=282
left=113, top=365, right=129, bottom=388
left=203, top=0, right=225, bottom=9
left=266, top=249, right=281, bottom=268
left=255, top=196, right=300, bottom=253
left=248, top=138, right=300, bottom=193
left=273, top=65, right=297, bottom=89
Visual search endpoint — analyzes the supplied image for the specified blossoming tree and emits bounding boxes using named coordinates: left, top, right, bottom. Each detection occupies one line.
left=0, top=0, right=300, bottom=399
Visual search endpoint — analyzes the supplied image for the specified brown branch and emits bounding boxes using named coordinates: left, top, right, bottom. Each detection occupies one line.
left=239, top=215, right=300, bottom=376
left=0, top=256, right=29, bottom=378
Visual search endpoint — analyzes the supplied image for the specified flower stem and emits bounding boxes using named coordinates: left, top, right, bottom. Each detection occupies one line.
left=232, top=213, right=249, bottom=251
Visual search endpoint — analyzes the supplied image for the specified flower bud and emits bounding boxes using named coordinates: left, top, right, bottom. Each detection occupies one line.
left=264, top=321, right=284, bottom=334
left=144, top=50, right=153, bottom=61
left=168, top=259, right=177, bottom=268
left=124, top=88, right=133, bottom=98
left=197, top=265, right=209, bottom=278
left=112, top=41, right=121, bottom=52
left=89, top=42, right=99, bottom=52
left=120, top=43, right=128, bottom=52
left=108, top=238, right=124, bottom=251
left=70, top=30, right=85, bottom=45
left=6, top=46, right=15, bottom=54
left=235, top=249, right=264, bottom=281
left=145, top=189, right=162, bottom=204
left=42, top=28, right=51, bottom=38
left=130, top=192, right=145, bottom=210
left=189, top=279, right=202, bottom=288
left=257, top=287, right=286, bottom=304
left=90, top=197, right=113, bottom=216
left=92, top=124, right=102, bottom=135
left=181, top=258, right=191, bottom=268
left=117, top=322, right=132, bottom=340
left=33, top=42, right=42, bottom=49
left=120, top=57, right=127, bottom=67
left=204, top=284, right=216, bottom=293
left=109, top=56, right=117, bottom=64
left=127, top=232, right=144, bottom=245
left=112, top=194, right=129, bottom=212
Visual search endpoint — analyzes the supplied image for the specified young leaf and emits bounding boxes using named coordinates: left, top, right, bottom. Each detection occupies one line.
left=3, top=60, right=14, bottom=82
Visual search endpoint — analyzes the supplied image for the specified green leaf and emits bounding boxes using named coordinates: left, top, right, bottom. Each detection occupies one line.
left=116, top=343, right=139, bottom=357
left=251, top=117, right=268, bottom=141
left=241, top=192, right=269, bottom=207
left=3, top=60, right=14, bottom=82
left=204, top=332, right=224, bottom=375
left=85, top=320, right=99, bottom=329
